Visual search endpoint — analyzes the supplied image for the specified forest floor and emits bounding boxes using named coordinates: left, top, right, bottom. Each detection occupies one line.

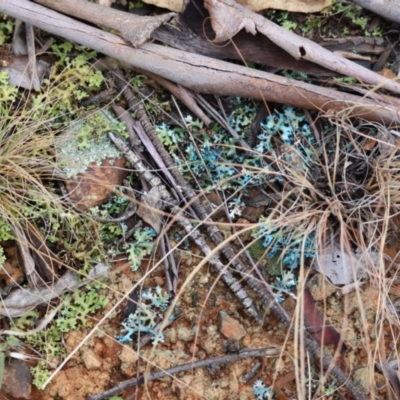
left=1, top=1, right=400, bottom=400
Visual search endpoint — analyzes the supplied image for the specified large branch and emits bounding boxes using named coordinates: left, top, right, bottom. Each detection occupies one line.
left=33, top=0, right=175, bottom=48
left=205, top=0, right=400, bottom=95
left=2, top=0, right=400, bottom=125
left=351, top=0, right=400, bottom=24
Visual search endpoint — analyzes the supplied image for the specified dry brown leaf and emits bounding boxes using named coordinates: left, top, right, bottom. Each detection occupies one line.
left=137, top=186, right=163, bottom=233
left=363, top=138, right=377, bottom=151
left=302, top=288, right=347, bottom=353
left=143, top=0, right=331, bottom=13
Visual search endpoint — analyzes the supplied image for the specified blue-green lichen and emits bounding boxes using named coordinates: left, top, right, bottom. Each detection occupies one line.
left=116, top=286, right=169, bottom=345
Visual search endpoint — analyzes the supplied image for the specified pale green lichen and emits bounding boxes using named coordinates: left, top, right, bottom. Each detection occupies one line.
left=56, top=109, right=127, bottom=178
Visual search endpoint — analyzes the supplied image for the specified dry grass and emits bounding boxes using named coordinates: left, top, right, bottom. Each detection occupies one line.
left=2, top=47, right=400, bottom=400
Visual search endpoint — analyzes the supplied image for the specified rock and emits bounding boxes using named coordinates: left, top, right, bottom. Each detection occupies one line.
left=119, top=346, right=139, bottom=377
left=65, top=157, right=128, bottom=210
left=222, top=339, right=242, bottom=353
left=118, top=346, right=139, bottom=364
left=82, top=349, right=101, bottom=370
left=0, top=358, right=31, bottom=400
left=219, top=311, right=246, bottom=341
left=177, top=326, right=193, bottom=342
left=353, top=367, right=385, bottom=394
left=203, top=192, right=225, bottom=220
left=307, top=273, right=336, bottom=301
left=241, top=205, right=265, bottom=223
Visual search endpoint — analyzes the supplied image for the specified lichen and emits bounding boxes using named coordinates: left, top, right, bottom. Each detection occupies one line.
left=56, top=109, right=126, bottom=178
left=116, top=286, right=169, bottom=345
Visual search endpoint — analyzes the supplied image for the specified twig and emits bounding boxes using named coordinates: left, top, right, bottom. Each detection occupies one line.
left=242, top=361, right=262, bottom=383
left=159, top=234, right=179, bottom=297
left=110, top=69, right=263, bottom=322
left=79, top=86, right=117, bottom=108
left=136, top=68, right=212, bottom=127
left=109, top=129, right=263, bottom=323
left=109, top=74, right=369, bottom=400
left=195, top=94, right=252, bottom=151
left=87, top=347, right=279, bottom=400
left=25, top=23, right=40, bottom=90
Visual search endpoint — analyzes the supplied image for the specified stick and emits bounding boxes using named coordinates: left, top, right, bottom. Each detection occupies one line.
left=87, top=347, right=279, bottom=400
left=1, top=0, right=398, bottom=124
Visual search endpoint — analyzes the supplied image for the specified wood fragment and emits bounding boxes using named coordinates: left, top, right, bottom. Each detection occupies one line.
left=34, top=0, right=176, bottom=48
left=205, top=0, right=400, bottom=95
left=2, top=0, right=399, bottom=124
left=352, top=0, right=400, bottom=25
left=137, top=69, right=212, bottom=127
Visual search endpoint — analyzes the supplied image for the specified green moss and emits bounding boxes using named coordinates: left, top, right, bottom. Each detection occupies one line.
left=265, top=252, right=285, bottom=277
left=248, top=241, right=284, bottom=276
left=248, top=239, right=266, bottom=263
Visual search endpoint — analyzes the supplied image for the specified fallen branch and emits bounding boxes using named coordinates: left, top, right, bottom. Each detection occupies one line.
left=87, top=347, right=279, bottom=400
left=351, top=0, right=400, bottom=24
left=205, top=0, right=400, bottom=95
left=1, top=0, right=399, bottom=124
left=112, top=71, right=369, bottom=400
left=34, top=0, right=175, bottom=48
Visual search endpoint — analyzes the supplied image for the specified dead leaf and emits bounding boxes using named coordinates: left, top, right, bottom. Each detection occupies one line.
left=315, top=240, right=376, bottom=285
left=65, top=158, right=129, bottom=211
left=0, top=263, right=108, bottom=317
left=302, top=288, right=347, bottom=353
left=273, top=370, right=296, bottom=392
left=237, top=0, right=331, bottom=12
left=377, top=129, right=400, bottom=157
left=379, top=361, right=400, bottom=398
left=137, top=186, right=163, bottom=233
left=379, top=68, right=397, bottom=79
left=363, top=138, right=377, bottom=151
left=0, top=270, right=78, bottom=318
left=0, top=56, right=49, bottom=90
left=11, top=19, right=27, bottom=56
left=142, top=0, right=182, bottom=11
left=12, top=224, right=41, bottom=288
